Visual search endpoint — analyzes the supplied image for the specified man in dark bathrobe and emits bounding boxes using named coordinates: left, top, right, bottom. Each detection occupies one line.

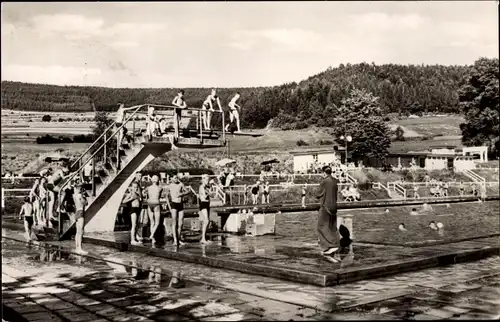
left=316, top=166, right=340, bottom=263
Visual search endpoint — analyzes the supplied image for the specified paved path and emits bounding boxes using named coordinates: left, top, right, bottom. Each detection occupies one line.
left=2, top=230, right=500, bottom=321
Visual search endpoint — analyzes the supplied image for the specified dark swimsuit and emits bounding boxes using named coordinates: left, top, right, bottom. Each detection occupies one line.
left=171, top=202, right=184, bottom=211
left=199, top=186, right=210, bottom=211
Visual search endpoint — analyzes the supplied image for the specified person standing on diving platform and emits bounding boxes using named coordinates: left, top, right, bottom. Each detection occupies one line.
left=202, top=89, right=222, bottom=131
left=172, top=90, right=187, bottom=139
left=225, top=92, right=242, bottom=133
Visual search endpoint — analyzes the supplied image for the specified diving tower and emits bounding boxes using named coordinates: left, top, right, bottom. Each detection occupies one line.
left=51, top=104, right=262, bottom=241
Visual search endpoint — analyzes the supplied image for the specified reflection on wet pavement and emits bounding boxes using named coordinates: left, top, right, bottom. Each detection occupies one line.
left=3, top=232, right=500, bottom=321
left=83, top=229, right=498, bottom=286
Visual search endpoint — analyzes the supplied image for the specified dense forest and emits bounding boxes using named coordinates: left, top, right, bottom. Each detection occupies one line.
left=1, top=62, right=471, bottom=129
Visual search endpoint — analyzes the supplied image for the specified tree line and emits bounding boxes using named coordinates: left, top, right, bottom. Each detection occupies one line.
left=2, top=62, right=470, bottom=129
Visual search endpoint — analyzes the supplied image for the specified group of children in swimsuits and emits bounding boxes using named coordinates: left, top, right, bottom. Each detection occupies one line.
left=245, top=181, right=271, bottom=205
left=20, top=163, right=89, bottom=254
left=122, top=172, right=217, bottom=246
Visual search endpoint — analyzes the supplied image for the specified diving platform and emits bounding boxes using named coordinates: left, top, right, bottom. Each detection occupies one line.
left=45, top=103, right=266, bottom=241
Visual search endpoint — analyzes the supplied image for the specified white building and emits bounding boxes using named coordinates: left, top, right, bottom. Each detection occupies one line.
left=453, top=155, right=478, bottom=171
left=423, top=145, right=484, bottom=171
left=291, top=149, right=342, bottom=173
left=462, top=146, right=488, bottom=162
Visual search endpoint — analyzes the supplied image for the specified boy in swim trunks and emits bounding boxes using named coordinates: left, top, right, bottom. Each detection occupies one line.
left=202, top=89, right=222, bottom=130
left=262, top=181, right=270, bottom=204
left=167, top=174, right=192, bottom=246
left=73, top=182, right=88, bottom=254
left=172, top=90, right=187, bottom=139
left=115, top=103, right=138, bottom=147
left=459, top=181, right=465, bottom=196
left=225, top=92, right=242, bottom=133
left=47, top=164, right=70, bottom=222
left=123, top=181, right=143, bottom=245
left=302, top=184, right=307, bottom=208
left=251, top=181, right=260, bottom=205
left=198, top=174, right=213, bottom=244
left=29, top=178, right=41, bottom=226
left=146, top=175, right=164, bottom=245
left=19, top=197, right=34, bottom=241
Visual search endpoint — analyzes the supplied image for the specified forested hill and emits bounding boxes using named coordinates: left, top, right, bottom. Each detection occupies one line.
left=1, top=62, right=471, bottom=129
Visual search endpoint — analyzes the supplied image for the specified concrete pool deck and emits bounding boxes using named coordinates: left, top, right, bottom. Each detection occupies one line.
left=79, top=230, right=499, bottom=287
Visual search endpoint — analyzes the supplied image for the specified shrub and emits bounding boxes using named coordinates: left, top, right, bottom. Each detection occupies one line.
left=295, top=121, right=308, bottom=130
left=42, top=115, right=51, bottom=122
left=318, top=139, right=333, bottom=145
left=73, top=134, right=95, bottom=143
left=36, top=134, right=74, bottom=144
left=58, top=118, right=64, bottom=122
left=395, top=126, right=405, bottom=141
left=296, top=139, right=309, bottom=146
left=28, top=119, right=33, bottom=122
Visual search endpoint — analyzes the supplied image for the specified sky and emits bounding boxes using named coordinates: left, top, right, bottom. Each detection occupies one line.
left=1, top=1, right=498, bottom=88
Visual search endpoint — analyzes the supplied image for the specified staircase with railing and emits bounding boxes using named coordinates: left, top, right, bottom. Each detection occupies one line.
left=387, top=182, right=407, bottom=199
left=372, top=182, right=391, bottom=197
left=51, top=104, right=234, bottom=241
left=213, top=185, right=227, bottom=205
left=346, top=173, right=358, bottom=185
left=462, top=169, right=486, bottom=184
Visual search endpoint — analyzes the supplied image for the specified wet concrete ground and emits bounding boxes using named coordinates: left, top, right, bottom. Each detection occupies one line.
left=82, top=229, right=499, bottom=287
left=2, top=229, right=500, bottom=321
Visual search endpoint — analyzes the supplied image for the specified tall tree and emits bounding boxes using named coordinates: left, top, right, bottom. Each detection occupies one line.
left=331, top=88, right=391, bottom=160
left=458, top=58, right=499, bottom=157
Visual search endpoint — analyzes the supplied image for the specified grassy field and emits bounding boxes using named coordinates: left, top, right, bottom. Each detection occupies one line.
left=1, top=142, right=90, bottom=173
left=390, top=138, right=463, bottom=153
left=394, top=115, right=464, bottom=138
left=0, top=111, right=471, bottom=175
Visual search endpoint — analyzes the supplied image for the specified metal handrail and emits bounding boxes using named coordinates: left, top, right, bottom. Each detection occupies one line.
left=55, top=101, right=226, bottom=236
left=56, top=104, right=147, bottom=235
left=70, top=121, right=117, bottom=169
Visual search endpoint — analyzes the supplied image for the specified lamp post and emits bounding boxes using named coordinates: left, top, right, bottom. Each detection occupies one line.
left=340, top=135, right=352, bottom=164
